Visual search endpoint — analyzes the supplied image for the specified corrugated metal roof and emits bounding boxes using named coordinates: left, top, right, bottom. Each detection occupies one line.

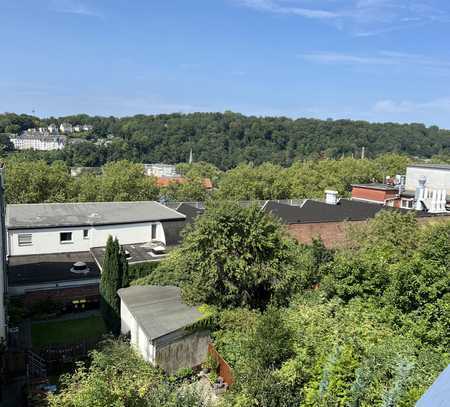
left=6, top=201, right=185, bottom=229
left=416, top=364, right=450, bottom=407
left=118, top=285, right=202, bottom=341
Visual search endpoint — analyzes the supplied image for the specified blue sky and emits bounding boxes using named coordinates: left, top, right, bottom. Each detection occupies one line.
left=2, top=0, right=450, bottom=127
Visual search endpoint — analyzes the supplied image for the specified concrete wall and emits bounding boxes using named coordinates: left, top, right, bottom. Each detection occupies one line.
left=8, top=221, right=166, bottom=256
left=155, top=330, right=209, bottom=375
left=406, top=167, right=450, bottom=193
left=120, top=300, right=156, bottom=363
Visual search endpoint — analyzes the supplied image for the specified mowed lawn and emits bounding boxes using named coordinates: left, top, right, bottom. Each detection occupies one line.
left=32, top=315, right=106, bottom=348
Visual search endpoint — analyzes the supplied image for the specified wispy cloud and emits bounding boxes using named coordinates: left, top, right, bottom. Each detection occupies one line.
left=232, top=0, right=450, bottom=36
left=298, top=50, right=450, bottom=73
left=373, top=98, right=450, bottom=114
left=50, top=0, right=101, bottom=17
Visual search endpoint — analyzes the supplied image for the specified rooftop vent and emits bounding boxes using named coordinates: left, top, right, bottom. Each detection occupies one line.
left=325, top=190, right=339, bottom=205
left=70, top=261, right=90, bottom=275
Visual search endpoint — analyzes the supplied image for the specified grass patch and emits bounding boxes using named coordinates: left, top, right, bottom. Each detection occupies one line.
left=32, top=315, right=106, bottom=348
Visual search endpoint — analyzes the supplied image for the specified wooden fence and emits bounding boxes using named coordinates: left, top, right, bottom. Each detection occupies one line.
left=208, top=343, right=234, bottom=387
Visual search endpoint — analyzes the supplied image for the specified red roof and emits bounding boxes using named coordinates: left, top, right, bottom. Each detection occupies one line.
left=156, top=176, right=213, bottom=189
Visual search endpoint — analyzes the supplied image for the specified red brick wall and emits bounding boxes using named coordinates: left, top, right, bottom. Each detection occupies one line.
left=351, top=187, right=397, bottom=203
left=288, top=216, right=450, bottom=248
left=287, top=221, right=367, bottom=248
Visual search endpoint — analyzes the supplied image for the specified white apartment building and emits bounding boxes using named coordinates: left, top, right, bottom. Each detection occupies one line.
left=144, top=164, right=179, bottom=178
left=405, top=164, right=450, bottom=195
left=11, top=133, right=66, bottom=151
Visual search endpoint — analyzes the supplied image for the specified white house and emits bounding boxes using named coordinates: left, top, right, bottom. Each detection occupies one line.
left=10, top=133, right=66, bottom=151
left=59, top=123, right=73, bottom=134
left=118, top=285, right=209, bottom=374
left=6, top=201, right=185, bottom=257
left=6, top=201, right=187, bottom=297
left=47, top=124, right=59, bottom=134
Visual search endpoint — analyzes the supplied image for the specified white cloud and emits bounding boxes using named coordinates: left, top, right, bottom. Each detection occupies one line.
left=373, top=98, right=450, bottom=114
left=298, top=50, right=450, bottom=72
left=232, top=0, right=450, bottom=36
left=50, top=0, right=101, bottom=17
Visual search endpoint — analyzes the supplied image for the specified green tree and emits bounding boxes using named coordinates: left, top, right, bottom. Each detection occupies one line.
left=100, top=236, right=122, bottom=334
left=4, top=157, right=74, bottom=203
left=98, top=160, right=159, bottom=201
left=154, top=202, right=306, bottom=309
left=119, top=246, right=130, bottom=288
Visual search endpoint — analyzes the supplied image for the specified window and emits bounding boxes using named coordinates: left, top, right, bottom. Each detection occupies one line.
left=83, top=229, right=89, bottom=239
left=18, top=233, right=32, bottom=246
left=401, top=199, right=413, bottom=209
left=60, top=232, right=73, bottom=243
left=151, top=224, right=157, bottom=241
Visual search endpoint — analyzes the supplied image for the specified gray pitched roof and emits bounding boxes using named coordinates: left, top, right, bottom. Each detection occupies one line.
left=118, top=285, right=202, bottom=341
left=6, top=201, right=185, bottom=230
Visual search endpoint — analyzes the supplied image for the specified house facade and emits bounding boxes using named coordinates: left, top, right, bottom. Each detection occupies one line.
left=59, top=123, right=73, bottom=134
left=10, top=133, right=66, bottom=151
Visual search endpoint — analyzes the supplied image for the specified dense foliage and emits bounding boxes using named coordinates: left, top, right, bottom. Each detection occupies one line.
left=2, top=112, right=450, bottom=168
left=4, top=153, right=412, bottom=204
left=134, top=210, right=449, bottom=406
left=201, top=213, right=450, bottom=407
left=48, top=339, right=209, bottom=407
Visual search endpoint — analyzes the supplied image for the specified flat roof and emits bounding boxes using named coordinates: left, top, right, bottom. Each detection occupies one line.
left=8, top=251, right=100, bottom=286
left=118, top=285, right=202, bottom=341
left=90, top=242, right=174, bottom=267
left=408, top=163, right=450, bottom=171
left=351, top=183, right=399, bottom=191
left=6, top=201, right=185, bottom=230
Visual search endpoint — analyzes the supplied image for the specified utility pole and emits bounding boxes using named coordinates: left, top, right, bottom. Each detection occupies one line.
left=361, top=146, right=366, bottom=159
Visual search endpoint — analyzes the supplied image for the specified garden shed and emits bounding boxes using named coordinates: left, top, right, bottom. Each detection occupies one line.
left=118, top=285, right=209, bottom=374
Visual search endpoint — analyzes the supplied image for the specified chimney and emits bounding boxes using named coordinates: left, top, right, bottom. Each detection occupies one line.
left=325, top=190, right=339, bottom=205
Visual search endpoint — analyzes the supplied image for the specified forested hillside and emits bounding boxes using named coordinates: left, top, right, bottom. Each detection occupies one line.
left=1, top=112, right=449, bottom=169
